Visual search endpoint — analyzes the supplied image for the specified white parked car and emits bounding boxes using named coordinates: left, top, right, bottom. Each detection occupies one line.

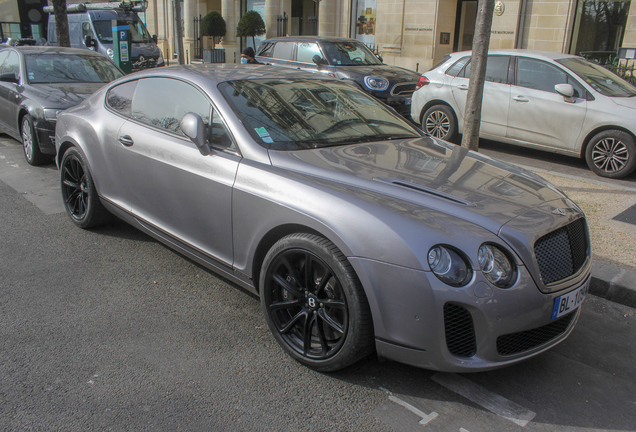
left=411, top=49, right=636, bottom=179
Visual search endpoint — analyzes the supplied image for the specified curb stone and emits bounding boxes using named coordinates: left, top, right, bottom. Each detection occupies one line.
left=590, top=260, right=636, bottom=309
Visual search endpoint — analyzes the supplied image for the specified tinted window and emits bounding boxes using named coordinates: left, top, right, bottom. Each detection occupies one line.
left=321, top=41, right=382, bottom=66
left=257, top=42, right=274, bottom=58
left=219, top=79, right=420, bottom=151
left=25, top=53, right=123, bottom=83
left=296, top=42, right=321, bottom=63
left=273, top=42, right=295, bottom=60
left=461, top=56, right=510, bottom=83
left=2, top=51, right=20, bottom=80
left=106, top=80, right=138, bottom=116
left=209, top=110, right=234, bottom=149
left=0, top=51, right=9, bottom=69
left=131, top=78, right=211, bottom=135
left=516, top=58, right=567, bottom=93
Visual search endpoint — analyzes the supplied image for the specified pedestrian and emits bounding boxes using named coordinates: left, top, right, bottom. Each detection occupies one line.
left=241, top=47, right=261, bottom=64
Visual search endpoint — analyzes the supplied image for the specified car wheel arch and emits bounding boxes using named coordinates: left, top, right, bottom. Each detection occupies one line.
left=580, top=125, right=636, bottom=158
left=420, top=100, right=457, bottom=124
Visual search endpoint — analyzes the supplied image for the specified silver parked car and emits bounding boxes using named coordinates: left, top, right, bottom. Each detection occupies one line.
left=55, top=65, right=591, bottom=372
left=411, top=49, right=636, bottom=179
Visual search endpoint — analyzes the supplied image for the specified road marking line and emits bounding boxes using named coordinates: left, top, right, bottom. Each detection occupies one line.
left=388, top=395, right=439, bottom=425
left=432, top=373, right=536, bottom=427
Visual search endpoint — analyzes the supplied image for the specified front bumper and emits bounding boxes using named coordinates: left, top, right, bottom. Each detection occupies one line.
left=349, top=257, right=589, bottom=372
left=33, top=119, right=56, bottom=155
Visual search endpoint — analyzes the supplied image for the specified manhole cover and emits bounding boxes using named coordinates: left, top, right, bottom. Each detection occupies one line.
left=612, top=204, right=636, bottom=226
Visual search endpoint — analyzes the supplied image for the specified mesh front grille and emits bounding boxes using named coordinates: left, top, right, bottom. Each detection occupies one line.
left=497, top=311, right=576, bottom=356
left=391, top=83, right=416, bottom=96
left=444, top=303, right=476, bottom=357
left=534, top=218, right=588, bottom=284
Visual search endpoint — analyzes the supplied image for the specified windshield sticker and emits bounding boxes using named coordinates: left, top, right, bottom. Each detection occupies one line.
left=28, top=72, right=34, bottom=80
left=262, top=137, right=274, bottom=144
left=255, top=127, right=270, bottom=138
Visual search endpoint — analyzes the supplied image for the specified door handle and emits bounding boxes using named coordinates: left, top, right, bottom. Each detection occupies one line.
left=118, top=135, right=134, bottom=146
left=457, top=84, right=469, bottom=90
left=512, top=96, right=529, bottom=102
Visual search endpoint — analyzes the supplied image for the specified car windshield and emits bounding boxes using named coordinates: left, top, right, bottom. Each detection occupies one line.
left=321, top=41, right=382, bottom=66
left=93, top=19, right=152, bottom=43
left=25, top=53, right=123, bottom=84
left=219, top=79, right=421, bottom=150
left=556, top=57, right=636, bottom=97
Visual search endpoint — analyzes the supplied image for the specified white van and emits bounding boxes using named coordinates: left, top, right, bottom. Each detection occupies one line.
left=46, top=6, right=164, bottom=70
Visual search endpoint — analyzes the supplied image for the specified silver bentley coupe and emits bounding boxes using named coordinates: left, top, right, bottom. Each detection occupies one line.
left=55, top=64, right=591, bottom=372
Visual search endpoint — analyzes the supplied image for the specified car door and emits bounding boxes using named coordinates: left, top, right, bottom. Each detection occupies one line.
left=0, top=50, right=21, bottom=135
left=506, top=57, right=587, bottom=151
left=449, top=55, right=511, bottom=137
left=116, top=77, right=240, bottom=265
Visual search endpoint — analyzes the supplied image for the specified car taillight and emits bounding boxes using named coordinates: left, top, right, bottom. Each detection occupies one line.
left=415, top=76, right=430, bottom=90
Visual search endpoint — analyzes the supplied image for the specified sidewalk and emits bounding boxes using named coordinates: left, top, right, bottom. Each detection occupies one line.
left=523, top=165, right=636, bottom=309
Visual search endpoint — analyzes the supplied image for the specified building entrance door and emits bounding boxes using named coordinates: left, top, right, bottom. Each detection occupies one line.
left=454, top=0, right=478, bottom=52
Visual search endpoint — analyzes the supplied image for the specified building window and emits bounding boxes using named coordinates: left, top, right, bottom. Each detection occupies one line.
left=570, top=0, right=632, bottom=63
left=1, top=23, right=22, bottom=40
left=353, top=0, right=376, bottom=45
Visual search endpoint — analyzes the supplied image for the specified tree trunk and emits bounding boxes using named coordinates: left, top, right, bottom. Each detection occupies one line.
left=51, top=0, right=70, bottom=47
left=174, top=0, right=185, bottom=65
left=460, top=0, right=495, bottom=152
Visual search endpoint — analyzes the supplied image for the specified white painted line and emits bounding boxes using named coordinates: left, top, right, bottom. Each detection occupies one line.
left=388, top=395, right=439, bottom=426
left=432, top=373, right=536, bottom=427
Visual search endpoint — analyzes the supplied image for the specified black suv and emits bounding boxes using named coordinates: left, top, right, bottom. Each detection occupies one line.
left=256, top=36, right=420, bottom=117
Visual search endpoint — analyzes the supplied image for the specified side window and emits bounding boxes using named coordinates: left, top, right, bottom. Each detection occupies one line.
left=69, top=22, right=82, bottom=46
left=1, top=51, right=20, bottom=81
left=567, top=75, right=585, bottom=99
left=296, top=42, right=321, bottom=63
left=106, top=80, right=138, bottom=116
left=445, top=56, right=470, bottom=76
left=459, top=56, right=510, bottom=83
left=257, top=42, right=274, bottom=58
left=272, top=42, right=295, bottom=60
left=131, top=77, right=211, bottom=135
left=209, top=110, right=235, bottom=149
left=516, top=58, right=567, bottom=93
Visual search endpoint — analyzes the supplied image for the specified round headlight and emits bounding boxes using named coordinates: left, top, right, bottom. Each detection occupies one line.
left=428, top=245, right=471, bottom=286
left=478, top=244, right=516, bottom=288
left=364, top=76, right=389, bottom=91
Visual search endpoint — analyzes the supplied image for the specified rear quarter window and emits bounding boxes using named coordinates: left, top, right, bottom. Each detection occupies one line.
left=106, top=80, right=138, bottom=117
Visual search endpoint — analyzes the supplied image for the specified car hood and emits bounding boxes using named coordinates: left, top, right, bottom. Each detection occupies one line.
left=268, top=137, right=569, bottom=235
left=334, top=64, right=420, bottom=82
left=26, top=82, right=106, bottom=108
left=608, top=95, right=636, bottom=110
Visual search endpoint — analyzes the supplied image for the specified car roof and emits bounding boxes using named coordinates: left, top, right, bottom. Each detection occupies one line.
left=2, top=45, right=108, bottom=57
left=261, top=36, right=367, bottom=44
left=120, top=63, right=339, bottom=86
left=449, top=49, right=581, bottom=61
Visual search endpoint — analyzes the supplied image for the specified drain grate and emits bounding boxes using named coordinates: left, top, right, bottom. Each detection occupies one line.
left=612, top=204, right=636, bottom=226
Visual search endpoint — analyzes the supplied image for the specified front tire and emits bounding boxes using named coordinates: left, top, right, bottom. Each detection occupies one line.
left=60, top=147, right=112, bottom=228
left=422, top=104, right=457, bottom=142
left=260, top=233, right=374, bottom=371
left=585, top=130, right=636, bottom=179
left=22, top=115, right=46, bottom=166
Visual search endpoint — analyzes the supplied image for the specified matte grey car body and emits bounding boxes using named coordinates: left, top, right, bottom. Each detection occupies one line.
left=411, top=49, right=636, bottom=179
left=55, top=64, right=591, bottom=372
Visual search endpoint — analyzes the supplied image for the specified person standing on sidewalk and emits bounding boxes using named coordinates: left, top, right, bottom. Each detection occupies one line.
left=241, top=47, right=261, bottom=64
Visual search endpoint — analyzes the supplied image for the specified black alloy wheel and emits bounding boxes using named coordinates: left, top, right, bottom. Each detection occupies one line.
left=60, top=147, right=111, bottom=228
left=260, top=233, right=374, bottom=371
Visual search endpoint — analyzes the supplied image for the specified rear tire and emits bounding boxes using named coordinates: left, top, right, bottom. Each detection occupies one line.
left=60, top=147, right=112, bottom=228
left=585, top=130, right=636, bottom=179
left=260, top=233, right=374, bottom=371
left=422, top=105, right=457, bottom=142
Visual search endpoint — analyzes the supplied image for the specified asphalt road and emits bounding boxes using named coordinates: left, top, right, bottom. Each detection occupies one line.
left=1, top=135, right=635, bottom=431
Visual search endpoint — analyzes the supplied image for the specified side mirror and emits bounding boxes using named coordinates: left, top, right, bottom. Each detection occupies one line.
left=312, top=54, right=325, bottom=66
left=84, top=34, right=95, bottom=48
left=180, top=112, right=211, bottom=156
left=555, top=83, right=575, bottom=103
left=152, top=34, right=157, bottom=44
left=0, top=72, right=18, bottom=83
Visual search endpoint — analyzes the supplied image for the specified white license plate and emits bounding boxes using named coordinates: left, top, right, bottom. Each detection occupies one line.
left=551, top=279, right=589, bottom=319
left=405, top=98, right=411, bottom=105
